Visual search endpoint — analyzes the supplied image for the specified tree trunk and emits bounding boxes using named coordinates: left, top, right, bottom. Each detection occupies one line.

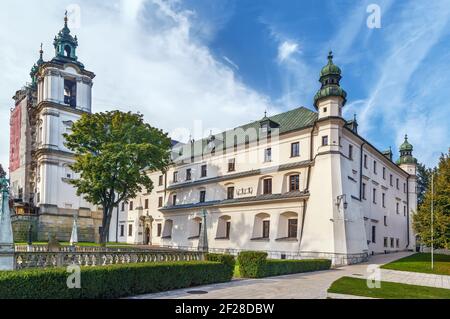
left=99, top=206, right=112, bottom=246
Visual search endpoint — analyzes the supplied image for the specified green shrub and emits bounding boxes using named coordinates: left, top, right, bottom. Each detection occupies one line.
left=205, top=253, right=235, bottom=278
left=237, top=251, right=268, bottom=278
left=263, top=259, right=331, bottom=277
left=237, top=251, right=331, bottom=278
left=0, top=261, right=233, bottom=299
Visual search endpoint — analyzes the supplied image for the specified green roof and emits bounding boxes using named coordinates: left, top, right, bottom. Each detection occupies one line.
left=400, top=135, right=413, bottom=152
left=173, top=107, right=318, bottom=161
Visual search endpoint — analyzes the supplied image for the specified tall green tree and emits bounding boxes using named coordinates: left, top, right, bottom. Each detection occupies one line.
left=416, top=162, right=432, bottom=206
left=413, top=152, right=450, bottom=249
left=64, top=111, right=172, bottom=244
left=0, top=164, right=6, bottom=179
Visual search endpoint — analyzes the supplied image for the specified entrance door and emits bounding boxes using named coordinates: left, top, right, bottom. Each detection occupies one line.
left=145, top=227, right=151, bottom=245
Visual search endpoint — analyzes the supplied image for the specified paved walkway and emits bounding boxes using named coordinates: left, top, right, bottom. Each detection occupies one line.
left=131, top=251, right=447, bottom=299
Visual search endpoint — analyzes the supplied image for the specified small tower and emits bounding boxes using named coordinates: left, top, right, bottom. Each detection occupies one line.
left=314, top=51, right=347, bottom=119
left=30, top=44, right=45, bottom=88
left=52, top=11, right=80, bottom=65
left=397, top=135, right=418, bottom=250
left=397, top=135, right=417, bottom=175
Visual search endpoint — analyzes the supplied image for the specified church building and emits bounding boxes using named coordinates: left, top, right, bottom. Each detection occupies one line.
left=9, top=14, right=101, bottom=242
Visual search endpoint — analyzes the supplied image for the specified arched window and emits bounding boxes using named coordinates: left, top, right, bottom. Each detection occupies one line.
left=216, top=215, right=231, bottom=239
left=277, top=212, right=299, bottom=239
left=252, top=213, right=270, bottom=239
left=64, top=45, right=71, bottom=57
left=188, top=217, right=202, bottom=239
left=162, top=219, right=173, bottom=239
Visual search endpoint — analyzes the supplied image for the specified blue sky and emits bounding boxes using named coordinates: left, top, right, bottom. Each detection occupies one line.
left=0, top=0, right=449, bottom=170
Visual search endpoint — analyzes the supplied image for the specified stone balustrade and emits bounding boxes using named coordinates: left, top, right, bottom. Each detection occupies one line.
left=10, top=250, right=204, bottom=270
left=14, top=245, right=142, bottom=253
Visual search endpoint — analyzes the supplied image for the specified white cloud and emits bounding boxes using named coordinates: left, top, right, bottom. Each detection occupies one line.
left=0, top=0, right=271, bottom=170
left=277, top=40, right=299, bottom=63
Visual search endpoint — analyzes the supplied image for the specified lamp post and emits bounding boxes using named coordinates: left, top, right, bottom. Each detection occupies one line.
left=431, top=173, right=434, bottom=270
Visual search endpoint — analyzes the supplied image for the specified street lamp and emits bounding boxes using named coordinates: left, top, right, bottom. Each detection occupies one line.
left=336, top=194, right=348, bottom=210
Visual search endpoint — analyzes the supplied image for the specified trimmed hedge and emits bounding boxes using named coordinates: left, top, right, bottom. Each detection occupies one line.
left=237, top=251, right=268, bottom=278
left=262, top=259, right=332, bottom=277
left=237, top=251, right=331, bottom=278
left=0, top=260, right=233, bottom=299
left=205, top=253, right=236, bottom=278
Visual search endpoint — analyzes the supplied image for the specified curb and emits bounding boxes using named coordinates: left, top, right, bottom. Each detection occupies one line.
left=327, top=292, right=378, bottom=299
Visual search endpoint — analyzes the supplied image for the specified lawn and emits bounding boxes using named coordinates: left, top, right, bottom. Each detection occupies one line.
left=328, top=276, right=450, bottom=299
left=381, top=253, right=450, bottom=276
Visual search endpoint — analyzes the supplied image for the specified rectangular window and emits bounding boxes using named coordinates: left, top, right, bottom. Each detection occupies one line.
left=159, top=175, right=163, bottom=186
left=172, top=194, right=177, bottom=206
left=129, top=201, right=133, bottom=211
left=226, top=221, right=231, bottom=239
left=383, top=167, right=386, bottom=180
left=390, top=174, right=393, bottom=186
left=199, top=190, right=206, bottom=203
left=245, top=136, right=250, bottom=149
left=362, top=183, right=366, bottom=200
left=396, top=178, right=399, bottom=189
left=291, top=142, right=300, bottom=157
left=390, top=238, right=394, bottom=248
left=373, top=188, right=377, bottom=204
left=372, top=226, right=376, bottom=243
left=120, top=225, right=124, bottom=237
left=288, top=219, right=298, bottom=238
left=403, top=183, right=406, bottom=193
left=384, top=237, right=388, bottom=248
left=396, top=238, right=399, bottom=248
left=227, top=186, right=235, bottom=200
left=382, top=193, right=386, bottom=208
left=158, top=196, right=163, bottom=208
left=263, top=178, right=272, bottom=195
left=128, top=224, right=133, bottom=237
left=157, top=223, right=162, bottom=237
left=144, top=199, right=149, bottom=209
left=186, top=168, right=192, bottom=181
left=396, top=202, right=399, bottom=214
left=262, top=220, right=270, bottom=239
left=373, top=161, right=377, bottom=174
left=234, top=136, right=238, bottom=152
left=198, top=222, right=202, bottom=236
left=173, top=171, right=178, bottom=183
left=289, top=175, right=300, bottom=191
left=404, top=205, right=407, bottom=216
left=384, top=216, right=388, bottom=226
left=121, top=202, right=125, bottom=212
left=364, top=154, right=368, bottom=168
left=228, top=158, right=236, bottom=172
left=201, top=165, right=207, bottom=177
left=264, top=148, right=272, bottom=162
left=322, top=135, right=328, bottom=146
left=348, top=144, right=353, bottom=160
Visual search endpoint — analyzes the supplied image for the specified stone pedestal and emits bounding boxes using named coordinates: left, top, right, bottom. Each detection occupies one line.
left=0, top=245, right=14, bottom=271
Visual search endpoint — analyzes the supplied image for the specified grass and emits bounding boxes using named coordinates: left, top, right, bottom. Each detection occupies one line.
left=381, top=253, right=450, bottom=276
left=328, top=276, right=450, bottom=299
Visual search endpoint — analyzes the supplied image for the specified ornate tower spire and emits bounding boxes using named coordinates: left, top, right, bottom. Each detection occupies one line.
left=396, top=134, right=417, bottom=165
left=314, top=51, right=347, bottom=109
left=53, top=12, right=79, bottom=62
left=30, top=43, right=45, bottom=87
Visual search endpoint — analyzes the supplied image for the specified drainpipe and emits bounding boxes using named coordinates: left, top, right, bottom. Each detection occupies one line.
left=406, top=175, right=410, bottom=249
left=359, top=142, right=366, bottom=200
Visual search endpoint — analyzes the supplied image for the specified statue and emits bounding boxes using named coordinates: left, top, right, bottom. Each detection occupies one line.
left=0, top=178, right=14, bottom=270
left=47, top=233, right=60, bottom=252
left=69, top=214, right=78, bottom=247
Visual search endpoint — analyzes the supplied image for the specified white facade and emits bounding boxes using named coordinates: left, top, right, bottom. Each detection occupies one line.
left=110, top=55, right=418, bottom=265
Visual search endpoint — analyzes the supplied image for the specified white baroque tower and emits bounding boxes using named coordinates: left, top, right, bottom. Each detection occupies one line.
left=9, top=14, right=102, bottom=242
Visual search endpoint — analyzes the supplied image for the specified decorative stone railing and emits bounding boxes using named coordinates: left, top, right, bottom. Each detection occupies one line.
left=12, top=251, right=204, bottom=270
left=14, top=251, right=203, bottom=270
left=14, top=245, right=142, bottom=253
